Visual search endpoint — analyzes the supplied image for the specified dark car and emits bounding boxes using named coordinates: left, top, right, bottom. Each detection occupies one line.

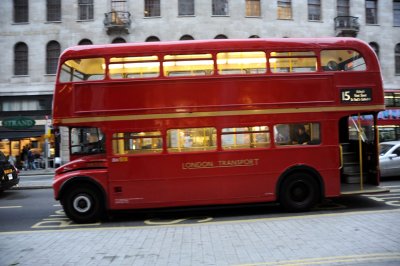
left=0, top=151, right=19, bottom=191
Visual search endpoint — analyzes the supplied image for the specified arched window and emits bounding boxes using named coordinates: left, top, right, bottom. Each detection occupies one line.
left=112, top=37, right=126, bottom=43
left=369, top=42, right=379, bottom=58
left=46, top=41, right=60, bottom=74
left=249, top=35, right=260, bottom=38
left=395, top=43, right=400, bottom=75
left=179, top=35, right=194, bottom=41
left=14, top=42, right=28, bottom=76
left=145, top=36, right=160, bottom=42
left=214, top=34, right=228, bottom=39
left=78, top=39, right=93, bottom=45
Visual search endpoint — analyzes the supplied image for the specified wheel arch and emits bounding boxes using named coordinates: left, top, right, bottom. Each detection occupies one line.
left=276, top=164, right=325, bottom=202
left=58, top=176, right=107, bottom=207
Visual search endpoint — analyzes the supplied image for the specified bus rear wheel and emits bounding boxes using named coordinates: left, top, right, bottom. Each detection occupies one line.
left=62, top=185, right=103, bottom=224
left=279, top=173, right=319, bottom=212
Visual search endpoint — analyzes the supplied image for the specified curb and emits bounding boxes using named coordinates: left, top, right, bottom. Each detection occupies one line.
left=11, top=185, right=52, bottom=190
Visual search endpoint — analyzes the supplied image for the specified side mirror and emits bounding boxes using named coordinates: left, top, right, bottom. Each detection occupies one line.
left=388, top=154, right=398, bottom=159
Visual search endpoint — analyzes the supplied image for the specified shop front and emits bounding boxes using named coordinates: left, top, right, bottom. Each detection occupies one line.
left=0, top=117, right=55, bottom=169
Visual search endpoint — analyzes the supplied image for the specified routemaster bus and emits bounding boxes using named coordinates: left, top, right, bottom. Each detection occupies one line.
left=52, top=38, right=386, bottom=223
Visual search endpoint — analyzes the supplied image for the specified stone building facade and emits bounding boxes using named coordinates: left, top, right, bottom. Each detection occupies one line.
left=0, top=0, right=399, bottom=164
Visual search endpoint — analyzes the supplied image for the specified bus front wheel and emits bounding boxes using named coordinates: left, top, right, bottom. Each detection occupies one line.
left=62, top=185, right=103, bottom=223
left=279, top=173, right=319, bottom=212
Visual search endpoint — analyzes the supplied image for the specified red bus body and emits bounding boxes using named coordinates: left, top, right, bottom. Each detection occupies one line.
left=52, top=38, right=385, bottom=223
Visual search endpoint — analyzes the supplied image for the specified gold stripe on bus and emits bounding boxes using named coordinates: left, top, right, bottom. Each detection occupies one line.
left=59, top=105, right=385, bottom=124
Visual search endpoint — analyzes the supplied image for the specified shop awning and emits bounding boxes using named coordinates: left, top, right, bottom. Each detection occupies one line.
left=0, top=130, right=44, bottom=140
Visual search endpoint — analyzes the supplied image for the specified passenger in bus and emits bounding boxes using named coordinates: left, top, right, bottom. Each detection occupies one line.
left=292, top=125, right=310, bottom=145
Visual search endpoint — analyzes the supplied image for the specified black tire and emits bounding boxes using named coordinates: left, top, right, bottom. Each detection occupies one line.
left=62, top=185, right=104, bottom=223
left=279, top=173, right=320, bottom=212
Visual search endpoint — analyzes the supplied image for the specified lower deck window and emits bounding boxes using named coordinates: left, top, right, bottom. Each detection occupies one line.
left=274, top=123, right=321, bottom=145
left=112, top=131, right=162, bottom=154
left=222, top=126, right=270, bottom=149
left=167, top=127, right=216, bottom=152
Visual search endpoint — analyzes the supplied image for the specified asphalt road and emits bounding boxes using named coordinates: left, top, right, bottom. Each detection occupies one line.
left=0, top=178, right=399, bottom=233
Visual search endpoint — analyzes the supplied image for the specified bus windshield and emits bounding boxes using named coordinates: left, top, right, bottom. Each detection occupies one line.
left=70, top=127, right=105, bottom=155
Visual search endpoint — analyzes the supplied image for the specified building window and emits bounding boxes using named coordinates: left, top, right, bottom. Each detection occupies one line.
left=369, top=42, right=379, bottom=58
left=112, top=37, right=126, bottom=43
left=277, top=0, right=292, bottom=20
left=178, top=0, right=194, bottom=16
left=111, top=0, right=127, bottom=11
left=246, top=0, right=261, bottom=17
left=46, top=41, right=60, bottom=75
left=47, top=0, right=61, bottom=22
left=78, top=39, right=93, bottom=45
left=215, top=34, right=228, bottom=39
left=78, top=0, right=93, bottom=20
left=366, top=0, right=378, bottom=24
left=144, top=0, right=160, bottom=17
left=180, top=34, right=194, bottom=40
left=308, top=0, right=321, bottom=21
left=337, top=0, right=350, bottom=16
left=394, top=0, right=400, bottom=26
left=212, top=0, right=229, bottom=16
left=145, top=36, right=160, bottom=42
left=14, top=42, right=28, bottom=76
left=396, top=44, right=400, bottom=75
left=13, top=0, right=29, bottom=23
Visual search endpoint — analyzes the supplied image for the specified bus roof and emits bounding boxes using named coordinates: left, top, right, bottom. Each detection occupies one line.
left=60, top=37, right=373, bottom=60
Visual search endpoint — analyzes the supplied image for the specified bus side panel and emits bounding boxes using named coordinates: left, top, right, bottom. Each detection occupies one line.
left=72, top=77, right=333, bottom=116
left=107, top=146, right=340, bottom=210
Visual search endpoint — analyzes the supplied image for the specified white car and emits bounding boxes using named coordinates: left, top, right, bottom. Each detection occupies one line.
left=379, top=141, right=400, bottom=178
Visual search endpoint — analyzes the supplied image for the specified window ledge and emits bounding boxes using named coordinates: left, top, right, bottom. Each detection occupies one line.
left=366, top=23, right=380, bottom=26
left=45, top=21, right=62, bottom=24
left=211, top=15, right=230, bottom=17
left=178, top=15, right=195, bottom=17
left=245, top=16, right=262, bottom=18
left=76, top=19, right=94, bottom=22
left=144, top=16, right=162, bottom=19
left=12, top=22, right=29, bottom=25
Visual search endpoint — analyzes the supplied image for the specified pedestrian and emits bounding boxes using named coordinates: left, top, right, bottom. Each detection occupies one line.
left=21, top=145, right=28, bottom=170
left=27, top=148, right=36, bottom=170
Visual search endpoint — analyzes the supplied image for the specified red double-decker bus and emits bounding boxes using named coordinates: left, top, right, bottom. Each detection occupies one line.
left=52, top=38, right=386, bottom=223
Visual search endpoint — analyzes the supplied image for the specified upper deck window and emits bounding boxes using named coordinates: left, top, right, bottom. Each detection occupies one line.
left=59, top=58, right=105, bottom=82
left=163, top=54, right=214, bottom=77
left=217, top=51, right=266, bottom=75
left=109, top=56, right=160, bottom=79
left=269, top=51, right=317, bottom=73
left=321, top=50, right=366, bottom=71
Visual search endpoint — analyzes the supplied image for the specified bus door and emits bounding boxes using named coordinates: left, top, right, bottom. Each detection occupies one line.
left=339, top=114, right=380, bottom=193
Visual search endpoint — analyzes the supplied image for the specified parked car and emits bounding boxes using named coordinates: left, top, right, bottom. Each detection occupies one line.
left=379, top=141, right=400, bottom=178
left=0, top=151, right=19, bottom=191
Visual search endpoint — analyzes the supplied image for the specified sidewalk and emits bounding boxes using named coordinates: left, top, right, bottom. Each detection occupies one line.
left=1, top=209, right=399, bottom=265
left=13, top=168, right=55, bottom=189
left=18, top=168, right=56, bottom=177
